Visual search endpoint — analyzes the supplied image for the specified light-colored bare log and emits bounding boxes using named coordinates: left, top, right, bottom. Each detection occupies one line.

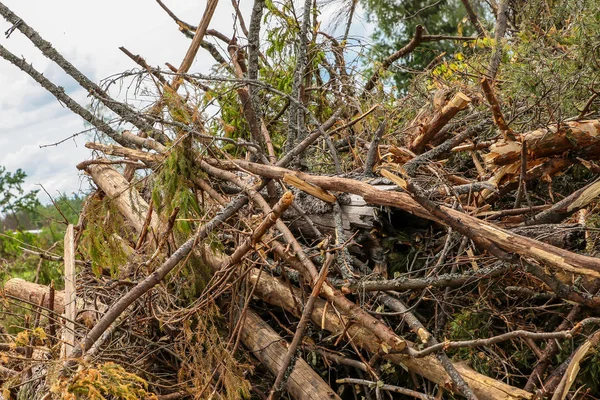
left=241, top=310, right=341, bottom=400
left=84, top=163, right=161, bottom=235
left=84, top=143, right=164, bottom=164
left=485, top=120, right=600, bottom=167
left=200, top=247, right=532, bottom=400
left=61, top=225, right=76, bottom=358
left=3, top=278, right=105, bottom=327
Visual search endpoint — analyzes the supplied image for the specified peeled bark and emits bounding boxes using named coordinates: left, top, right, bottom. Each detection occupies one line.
left=410, top=92, right=471, bottom=153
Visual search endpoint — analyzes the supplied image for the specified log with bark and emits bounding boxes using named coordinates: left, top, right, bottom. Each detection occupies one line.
left=3, top=2, right=600, bottom=399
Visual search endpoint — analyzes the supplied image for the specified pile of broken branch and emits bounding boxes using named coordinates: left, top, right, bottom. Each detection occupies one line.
left=2, top=1, right=600, bottom=399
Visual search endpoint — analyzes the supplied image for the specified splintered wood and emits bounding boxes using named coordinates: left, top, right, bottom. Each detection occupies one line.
left=3, top=1, right=600, bottom=399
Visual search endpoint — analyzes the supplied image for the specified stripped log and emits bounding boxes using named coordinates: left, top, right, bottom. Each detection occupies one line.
left=83, top=163, right=161, bottom=235
left=4, top=279, right=63, bottom=312
left=241, top=311, right=341, bottom=400
left=3, top=278, right=106, bottom=327
left=61, top=224, right=76, bottom=358
left=84, top=142, right=164, bottom=164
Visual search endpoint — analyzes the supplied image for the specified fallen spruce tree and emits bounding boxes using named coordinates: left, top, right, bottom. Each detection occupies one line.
left=2, top=0, right=600, bottom=399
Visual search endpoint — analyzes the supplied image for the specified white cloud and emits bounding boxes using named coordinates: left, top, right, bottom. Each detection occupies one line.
left=0, top=0, right=240, bottom=202
left=0, top=0, right=372, bottom=203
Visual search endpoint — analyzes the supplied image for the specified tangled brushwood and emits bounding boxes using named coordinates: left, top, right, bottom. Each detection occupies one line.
left=3, top=0, right=600, bottom=398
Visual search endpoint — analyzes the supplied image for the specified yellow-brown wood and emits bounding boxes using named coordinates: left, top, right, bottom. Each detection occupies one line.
left=200, top=247, right=532, bottom=400
left=241, top=311, right=341, bottom=400
left=284, top=173, right=337, bottom=203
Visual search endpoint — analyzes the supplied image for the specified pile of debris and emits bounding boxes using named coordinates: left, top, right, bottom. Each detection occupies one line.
left=1, top=1, right=600, bottom=399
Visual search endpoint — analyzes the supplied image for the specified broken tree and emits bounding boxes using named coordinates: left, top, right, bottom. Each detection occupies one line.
left=2, top=0, right=600, bottom=399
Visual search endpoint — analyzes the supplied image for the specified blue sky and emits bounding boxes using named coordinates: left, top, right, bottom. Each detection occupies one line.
left=0, top=0, right=371, bottom=203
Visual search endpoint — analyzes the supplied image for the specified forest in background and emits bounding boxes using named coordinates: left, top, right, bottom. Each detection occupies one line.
left=1, top=0, right=600, bottom=399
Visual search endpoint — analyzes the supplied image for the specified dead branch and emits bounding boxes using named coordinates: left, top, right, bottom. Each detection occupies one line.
left=172, top=0, right=219, bottom=91
left=268, top=253, right=333, bottom=400
left=459, top=0, right=487, bottom=37
left=349, top=264, right=509, bottom=292
left=362, top=26, right=425, bottom=96
left=336, top=377, right=434, bottom=400
left=407, top=330, right=580, bottom=358
left=285, top=0, right=313, bottom=152
left=198, top=160, right=408, bottom=354
left=5, top=3, right=600, bottom=398
left=228, top=39, right=275, bottom=160
left=227, top=256, right=533, bottom=399
left=82, top=163, right=161, bottom=234
left=364, top=121, right=386, bottom=176
left=481, top=77, right=513, bottom=139
left=404, top=121, right=488, bottom=175
left=0, top=44, right=135, bottom=149
left=61, top=225, right=76, bottom=358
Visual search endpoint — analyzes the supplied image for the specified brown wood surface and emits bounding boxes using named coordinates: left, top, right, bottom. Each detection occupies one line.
left=218, top=159, right=600, bottom=278
left=486, top=120, right=600, bottom=166
left=241, top=310, right=341, bottom=400
left=200, top=247, right=533, bottom=400
left=86, top=163, right=161, bottom=235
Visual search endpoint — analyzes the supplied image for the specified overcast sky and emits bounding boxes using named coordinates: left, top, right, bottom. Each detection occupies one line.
left=0, top=0, right=371, bottom=203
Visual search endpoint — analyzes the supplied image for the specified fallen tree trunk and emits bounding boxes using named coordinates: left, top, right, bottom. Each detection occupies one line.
left=4, top=279, right=63, bottom=312
left=3, top=278, right=105, bottom=327
left=209, top=159, right=600, bottom=278
left=241, top=310, right=341, bottom=400
left=200, top=246, right=533, bottom=400
left=485, top=120, right=600, bottom=166
left=85, top=163, right=161, bottom=235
